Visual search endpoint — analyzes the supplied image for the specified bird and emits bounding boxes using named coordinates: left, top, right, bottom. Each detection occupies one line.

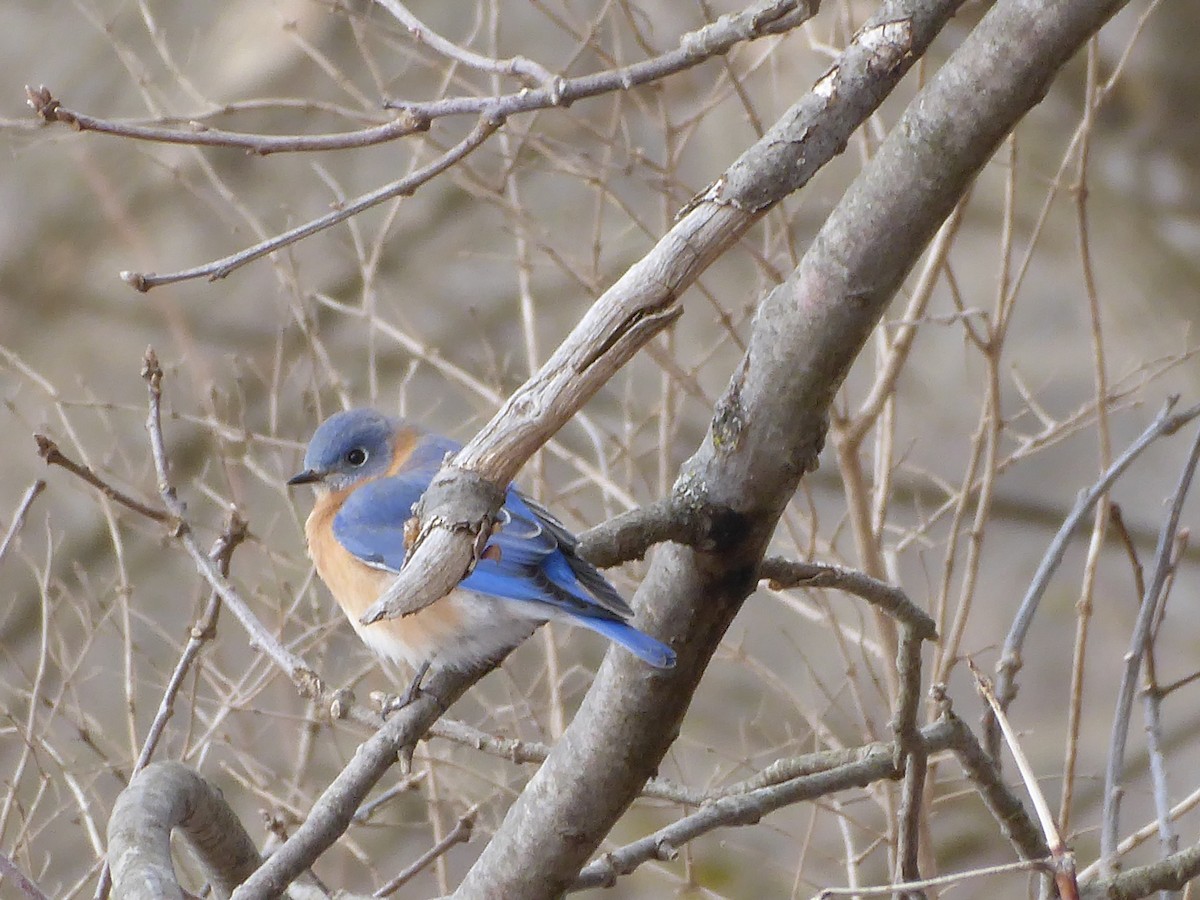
left=288, top=408, right=675, bottom=698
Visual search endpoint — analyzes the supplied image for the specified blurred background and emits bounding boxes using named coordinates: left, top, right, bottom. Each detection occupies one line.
left=2, top=0, right=1199, bottom=897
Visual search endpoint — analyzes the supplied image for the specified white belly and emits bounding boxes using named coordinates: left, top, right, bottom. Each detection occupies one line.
left=352, top=588, right=543, bottom=672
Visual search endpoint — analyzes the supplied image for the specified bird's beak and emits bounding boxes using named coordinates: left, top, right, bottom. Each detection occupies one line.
left=287, top=469, right=323, bottom=487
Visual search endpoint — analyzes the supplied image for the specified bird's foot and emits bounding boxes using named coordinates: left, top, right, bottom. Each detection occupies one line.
left=375, top=660, right=434, bottom=719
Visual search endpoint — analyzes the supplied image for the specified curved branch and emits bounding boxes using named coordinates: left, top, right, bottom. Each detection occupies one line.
left=758, top=558, right=937, bottom=639
left=107, top=762, right=261, bottom=900
left=376, top=0, right=554, bottom=85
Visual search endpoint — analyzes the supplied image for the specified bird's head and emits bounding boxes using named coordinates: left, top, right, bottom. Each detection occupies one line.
left=288, top=408, right=398, bottom=493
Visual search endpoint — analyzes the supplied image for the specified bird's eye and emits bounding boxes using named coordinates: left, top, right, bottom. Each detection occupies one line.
left=345, top=447, right=368, bottom=467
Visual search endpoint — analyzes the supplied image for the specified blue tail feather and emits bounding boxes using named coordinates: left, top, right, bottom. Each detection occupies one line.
left=575, top=616, right=676, bottom=668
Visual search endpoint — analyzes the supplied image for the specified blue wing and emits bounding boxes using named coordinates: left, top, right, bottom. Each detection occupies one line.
left=332, top=435, right=675, bottom=667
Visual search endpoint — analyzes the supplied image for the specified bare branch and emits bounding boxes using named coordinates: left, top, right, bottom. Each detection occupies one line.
left=575, top=497, right=702, bottom=565
left=817, top=859, right=1054, bottom=898
left=373, top=807, right=475, bottom=897
left=934, top=702, right=1049, bottom=864
left=34, top=433, right=171, bottom=523
left=0, top=851, right=51, bottom=900
left=895, top=626, right=929, bottom=896
left=759, top=559, right=937, bottom=639
left=131, top=512, right=248, bottom=775
left=24, top=84, right=430, bottom=154
left=140, top=348, right=321, bottom=692
left=107, top=761, right=261, bottom=900
left=120, top=116, right=502, bottom=290
left=26, top=1, right=813, bottom=157
left=229, top=660, right=496, bottom=900
left=94, top=512, right=249, bottom=900
left=450, top=0, right=1128, bottom=883
left=987, top=396, right=1200, bottom=759
left=1101, top=422, right=1200, bottom=871
left=1080, top=845, right=1200, bottom=900
left=972, top=663, right=1078, bottom=899
left=375, top=1, right=554, bottom=85
left=0, top=479, right=46, bottom=568
left=572, top=719, right=959, bottom=891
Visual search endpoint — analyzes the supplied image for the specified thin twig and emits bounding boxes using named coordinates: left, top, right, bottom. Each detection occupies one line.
left=24, top=84, right=430, bottom=154
left=140, top=348, right=322, bottom=693
left=1077, top=782, right=1200, bottom=882
left=0, top=480, right=46, bottom=567
left=94, top=512, right=248, bottom=900
left=988, top=397, right=1200, bottom=759
left=376, top=0, right=553, bottom=85
left=759, top=559, right=938, bottom=639
left=430, top=716, right=938, bottom=807
left=229, top=661, right=493, bottom=900
left=34, top=434, right=171, bottom=523
left=571, top=720, right=959, bottom=892
left=132, top=511, right=248, bottom=774
left=1100, top=421, right=1200, bottom=872
left=815, top=858, right=1053, bottom=898
left=25, top=1, right=809, bottom=156
left=895, top=625, right=928, bottom=897
left=933, top=700, right=1049, bottom=863
left=0, top=851, right=51, bottom=900
left=373, top=808, right=476, bottom=897
left=1140, top=530, right=1186, bottom=890
left=1080, top=844, right=1200, bottom=900
left=120, top=116, right=502, bottom=290
left=972, top=663, right=1078, bottom=900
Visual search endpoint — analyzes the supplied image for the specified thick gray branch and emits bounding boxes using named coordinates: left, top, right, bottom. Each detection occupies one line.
left=107, top=762, right=261, bottom=900
left=450, top=0, right=1130, bottom=893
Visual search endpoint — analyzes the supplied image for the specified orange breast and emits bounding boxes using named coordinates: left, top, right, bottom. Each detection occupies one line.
left=304, top=486, right=465, bottom=667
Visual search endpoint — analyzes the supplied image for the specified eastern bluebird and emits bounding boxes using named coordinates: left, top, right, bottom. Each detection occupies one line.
left=288, top=409, right=675, bottom=691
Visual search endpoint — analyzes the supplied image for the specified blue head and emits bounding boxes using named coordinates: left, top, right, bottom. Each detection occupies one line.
left=288, top=409, right=401, bottom=493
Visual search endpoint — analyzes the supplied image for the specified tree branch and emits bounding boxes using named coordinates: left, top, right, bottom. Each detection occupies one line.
left=107, top=761, right=261, bottom=900
left=448, top=0, right=1131, bottom=890
left=759, top=559, right=937, bottom=639
left=0, top=479, right=46, bottom=568
left=25, top=0, right=812, bottom=156
left=572, top=720, right=960, bottom=891
left=35, top=433, right=171, bottom=523
left=119, top=116, right=501, bottom=290
left=360, top=0, right=950, bottom=630
left=229, top=661, right=495, bottom=900
left=987, top=396, right=1200, bottom=758
left=1100, top=422, right=1200, bottom=871
left=139, top=349, right=321, bottom=691
left=375, top=0, right=555, bottom=85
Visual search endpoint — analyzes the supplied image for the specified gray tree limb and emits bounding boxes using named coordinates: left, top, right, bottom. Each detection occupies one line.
left=107, top=762, right=261, bottom=900
left=450, top=0, right=1134, bottom=894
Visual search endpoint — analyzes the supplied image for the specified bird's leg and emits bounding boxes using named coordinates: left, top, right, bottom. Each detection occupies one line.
left=378, top=660, right=432, bottom=719
left=400, top=659, right=431, bottom=707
